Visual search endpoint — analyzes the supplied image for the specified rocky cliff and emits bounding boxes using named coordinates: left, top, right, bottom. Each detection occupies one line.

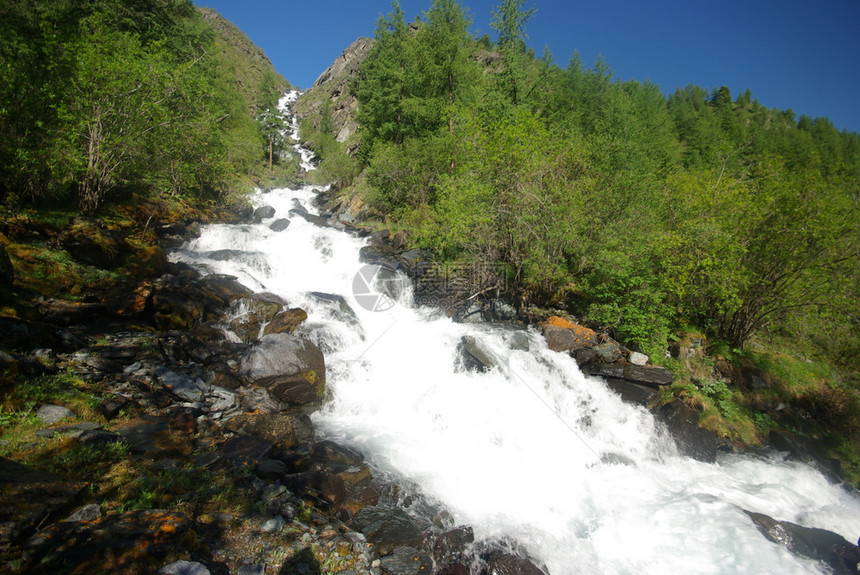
left=294, top=37, right=374, bottom=152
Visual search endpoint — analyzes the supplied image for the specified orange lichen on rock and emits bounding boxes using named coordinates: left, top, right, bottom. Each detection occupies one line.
left=545, top=315, right=578, bottom=329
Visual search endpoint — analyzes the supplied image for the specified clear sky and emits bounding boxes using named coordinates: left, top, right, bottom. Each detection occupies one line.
left=193, top=0, right=860, bottom=133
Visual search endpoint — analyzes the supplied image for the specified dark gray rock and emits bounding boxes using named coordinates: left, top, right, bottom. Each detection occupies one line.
left=456, top=336, right=498, bottom=373
left=36, top=404, right=76, bottom=425
left=238, top=333, right=326, bottom=406
left=584, top=364, right=673, bottom=387
left=351, top=506, right=427, bottom=555
left=219, top=434, right=273, bottom=467
left=431, top=526, right=475, bottom=568
left=155, top=367, right=207, bottom=402
left=745, top=510, right=860, bottom=575
left=655, top=399, right=718, bottom=463
left=253, top=205, right=276, bottom=222
left=380, top=546, right=433, bottom=575
left=604, top=379, right=658, bottom=406
left=270, top=218, right=291, bottom=232
left=485, top=551, right=547, bottom=575
left=593, top=342, right=623, bottom=363
left=769, top=430, right=842, bottom=483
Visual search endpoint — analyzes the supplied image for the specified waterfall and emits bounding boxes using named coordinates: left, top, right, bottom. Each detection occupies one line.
left=170, top=91, right=860, bottom=575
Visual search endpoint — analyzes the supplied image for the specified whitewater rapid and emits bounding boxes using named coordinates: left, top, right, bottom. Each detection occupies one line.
left=169, top=92, right=860, bottom=575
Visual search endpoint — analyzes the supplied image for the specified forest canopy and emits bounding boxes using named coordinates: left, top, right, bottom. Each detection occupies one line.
left=326, top=0, right=860, bottom=362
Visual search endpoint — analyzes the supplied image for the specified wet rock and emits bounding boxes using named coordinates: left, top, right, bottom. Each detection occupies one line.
left=263, top=307, right=308, bottom=335
left=744, top=510, right=860, bottom=575
left=198, top=274, right=253, bottom=304
left=270, top=218, right=291, bottom=232
left=36, top=404, right=76, bottom=425
left=380, top=546, right=433, bottom=575
left=229, top=293, right=286, bottom=343
left=0, top=457, right=87, bottom=550
left=769, top=430, right=842, bottom=483
left=238, top=333, right=326, bottom=406
left=655, top=399, right=718, bottom=463
left=24, top=509, right=193, bottom=574
left=456, top=336, right=498, bottom=373
left=485, top=551, right=547, bottom=575
left=253, top=205, right=276, bottom=222
left=603, top=379, right=658, bottom=406
left=509, top=331, right=530, bottom=352
left=351, top=506, right=428, bottom=555
left=430, top=526, right=475, bottom=568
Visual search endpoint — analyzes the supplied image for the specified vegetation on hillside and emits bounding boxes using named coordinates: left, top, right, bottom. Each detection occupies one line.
left=0, top=0, right=296, bottom=217
left=301, top=0, right=859, bottom=471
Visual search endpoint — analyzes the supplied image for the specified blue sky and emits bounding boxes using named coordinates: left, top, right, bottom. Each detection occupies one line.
left=194, top=0, right=860, bottom=133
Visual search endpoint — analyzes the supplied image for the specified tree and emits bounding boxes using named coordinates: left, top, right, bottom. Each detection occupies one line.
left=490, top=0, right=535, bottom=107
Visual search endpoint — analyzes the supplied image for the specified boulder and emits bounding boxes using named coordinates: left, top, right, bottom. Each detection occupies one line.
left=269, top=218, right=291, bottom=232
left=36, top=404, right=76, bottom=425
left=238, top=333, right=326, bottom=406
left=542, top=319, right=599, bottom=354
left=58, top=219, right=126, bottom=268
left=744, top=510, right=860, bottom=575
left=628, top=351, right=649, bottom=366
left=253, top=205, right=276, bottom=222
left=655, top=399, right=718, bottom=463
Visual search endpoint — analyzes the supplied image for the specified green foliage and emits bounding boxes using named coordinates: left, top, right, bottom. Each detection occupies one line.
left=345, top=0, right=859, bottom=369
left=0, top=0, right=283, bottom=213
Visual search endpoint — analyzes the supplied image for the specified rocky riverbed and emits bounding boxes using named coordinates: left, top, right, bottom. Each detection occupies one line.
left=1, top=203, right=859, bottom=575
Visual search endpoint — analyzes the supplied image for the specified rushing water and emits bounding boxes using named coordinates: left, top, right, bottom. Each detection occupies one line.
left=171, top=92, right=860, bottom=575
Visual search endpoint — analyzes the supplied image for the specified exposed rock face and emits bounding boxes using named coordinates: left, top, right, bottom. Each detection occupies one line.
left=295, top=37, right=374, bottom=149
